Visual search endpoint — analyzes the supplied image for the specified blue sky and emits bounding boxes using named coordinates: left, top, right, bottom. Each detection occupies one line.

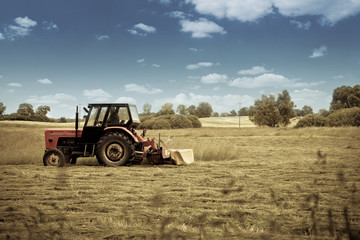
left=0, top=0, right=359, bottom=118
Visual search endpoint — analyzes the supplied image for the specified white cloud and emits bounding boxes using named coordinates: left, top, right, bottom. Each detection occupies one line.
left=5, top=25, right=32, bottom=39
left=185, top=0, right=273, bottom=22
left=96, top=35, right=110, bottom=40
left=137, top=58, right=145, bottom=63
left=152, top=64, right=161, bottom=68
left=83, top=88, right=112, bottom=101
left=168, top=11, right=187, bottom=19
left=201, top=73, right=228, bottom=84
left=26, top=93, right=77, bottom=105
left=180, top=18, right=226, bottom=38
left=291, top=88, right=331, bottom=110
left=134, top=23, right=156, bottom=33
left=128, top=23, right=156, bottom=36
left=272, top=0, right=360, bottom=26
left=189, top=47, right=202, bottom=52
left=228, top=73, right=325, bottom=89
left=186, top=61, right=213, bottom=70
left=128, top=29, right=147, bottom=37
left=238, top=66, right=272, bottom=75
left=8, top=82, right=22, bottom=87
left=4, top=16, right=37, bottom=40
left=14, top=16, right=37, bottom=28
left=290, top=20, right=311, bottom=30
left=333, top=75, right=344, bottom=79
left=42, top=21, right=58, bottom=30
left=125, top=84, right=163, bottom=94
left=37, top=78, right=53, bottom=84
left=0, top=33, right=4, bottom=40
left=186, top=0, right=360, bottom=25
left=115, top=97, right=137, bottom=104
left=309, top=45, right=328, bottom=58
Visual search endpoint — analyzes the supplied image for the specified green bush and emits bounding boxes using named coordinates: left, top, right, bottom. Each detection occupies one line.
left=295, top=114, right=329, bottom=128
left=295, top=107, right=360, bottom=128
left=170, top=115, right=193, bottom=129
left=138, top=118, right=156, bottom=129
left=152, top=118, right=171, bottom=129
left=139, top=114, right=156, bottom=123
left=186, top=115, right=202, bottom=128
left=328, top=107, right=360, bottom=127
left=138, top=114, right=201, bottom=129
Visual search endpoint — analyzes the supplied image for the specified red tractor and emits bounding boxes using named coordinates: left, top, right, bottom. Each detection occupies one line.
left=43, top=103, right=193, bottom=167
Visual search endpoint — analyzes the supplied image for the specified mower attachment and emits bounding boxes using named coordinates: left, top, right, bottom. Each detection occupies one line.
left=168, top=149, right=194, bottom=165
left=144, top=137, right=194, bottom=165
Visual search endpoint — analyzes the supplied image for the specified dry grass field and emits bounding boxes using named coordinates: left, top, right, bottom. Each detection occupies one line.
left=199, top=116, right=299, bottom=128
left=0, top=121, right=359, bottom=239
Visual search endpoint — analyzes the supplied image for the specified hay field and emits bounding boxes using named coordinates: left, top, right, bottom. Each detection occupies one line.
left=199, top=116, right=299, bottom=128
left=0, top=121, right=360, bottom=239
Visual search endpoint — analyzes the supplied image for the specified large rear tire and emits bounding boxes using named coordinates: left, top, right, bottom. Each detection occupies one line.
left=43, top=149, right=65, bottom=167
left=96, top=132, right=135, bottom=166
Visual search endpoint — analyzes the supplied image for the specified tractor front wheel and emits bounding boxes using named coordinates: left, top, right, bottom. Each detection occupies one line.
left=43, top=149, right=65, bottom=167
left=96, top=132, right=135, bottom=166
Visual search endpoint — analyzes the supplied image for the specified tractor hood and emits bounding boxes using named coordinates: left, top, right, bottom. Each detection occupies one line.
left=45, top=129, right=83, bottom=149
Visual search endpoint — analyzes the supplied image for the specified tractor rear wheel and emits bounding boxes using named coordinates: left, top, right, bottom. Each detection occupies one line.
left=96, top=132, right=135, bottom=166
left=43, top=149, right=65, bottom=167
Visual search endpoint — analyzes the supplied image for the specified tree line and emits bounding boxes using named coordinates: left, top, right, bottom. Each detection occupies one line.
left=0, top=103, right=54, bottom=122
left=140, top=84, right=360, bottom=128
left=1, top=84, right=359, bottom=127
left=247, top=85, right=360, bottom=127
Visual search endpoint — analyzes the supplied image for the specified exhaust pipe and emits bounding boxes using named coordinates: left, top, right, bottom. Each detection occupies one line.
left=75, top=106, right=79, bottom=142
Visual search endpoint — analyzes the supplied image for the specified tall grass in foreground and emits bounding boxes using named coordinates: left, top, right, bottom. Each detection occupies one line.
left=4, top=155, right=358, bottom=239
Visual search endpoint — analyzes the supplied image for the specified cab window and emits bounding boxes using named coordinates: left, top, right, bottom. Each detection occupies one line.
left=97, top=107, right=108, bottom=126
left=118, top=107, right=130, bottom=124
left=87, top=107, right=99, bottom=126
left=87, top=106, right=108, bottom=127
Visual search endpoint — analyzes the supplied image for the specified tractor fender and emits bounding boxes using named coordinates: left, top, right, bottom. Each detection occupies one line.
left=104, top=127, right=139, bottom=143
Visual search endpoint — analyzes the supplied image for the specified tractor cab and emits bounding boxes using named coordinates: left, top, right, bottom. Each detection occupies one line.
left=81, top=103, right=140, bottom=143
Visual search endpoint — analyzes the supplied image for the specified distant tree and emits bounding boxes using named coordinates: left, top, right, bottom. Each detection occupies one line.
left=229, top=110, right=237, bottom=117
left=276, top=90, right=295, bottom=126
left=36, top=105, right=51, bottom=116
left=59, top=117, right=67, bottom=123
left=220, top=112, right=229, bottom=117
left=249, top=95, right=281, bottom=127
left=294, top=109, right=302, bottom=117
left=212, top=112, right=219, bottom=117
left=35, top=105, right=51, bottom=121
left=176, top=104, right=187, bottom=115
left=330, top=85, right=360, bottom=111
left=17, top=103, right=35, bottom=119
left=238, top=107, right=249, bottom=116
left=196, top=102, right=213, bottom=118
left=0, top=102, right=6, bottom=116
left=301, top=105, right=313, bottom=116
left=187, top=105, right=197, bottom=115
left=158, top=103, right=175, bottom=115
left=143, top=103, right=152, bottom=115
left=318, top=108, right=330, bottom=117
